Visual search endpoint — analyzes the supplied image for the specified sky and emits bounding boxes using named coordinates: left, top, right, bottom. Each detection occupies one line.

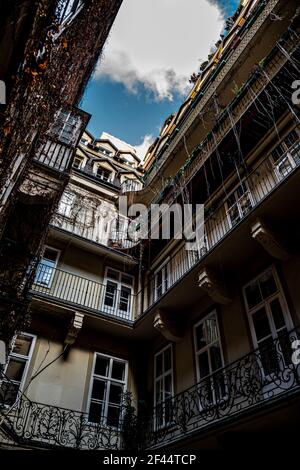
left=80, top=0, right=239, bottom=159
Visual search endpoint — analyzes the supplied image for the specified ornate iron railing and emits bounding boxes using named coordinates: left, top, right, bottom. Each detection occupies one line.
left=146, top=327, right=300, bottom=447
left=0, top=373, right=121, bottom=449
left=31, top=264, right=135, bottom=321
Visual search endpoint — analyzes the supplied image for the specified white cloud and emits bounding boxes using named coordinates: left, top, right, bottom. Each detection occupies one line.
left=95, top=0, right=225, bottom=102
left=134, top=134, right=155, bottom=160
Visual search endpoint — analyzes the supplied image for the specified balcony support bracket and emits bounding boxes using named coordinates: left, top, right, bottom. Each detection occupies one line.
left=64, top=312, right=84, bottom=346
left=198, top=267, right=232, bottom=305
left=153, top=309, right=184, bottom=343
left=251, top=218, right=290, bottom=261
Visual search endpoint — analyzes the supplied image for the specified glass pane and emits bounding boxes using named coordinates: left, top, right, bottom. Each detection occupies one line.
left=270, top=298, right=286, bottom=330
left=0, top=381, right=20, bottom=406
left=259, top=337, right=279, bottom=376
left=119, top=287, right=130, bottom=312
left=5, top=359, right=26, bottom=382
left=239, top=192, right=252, bottom=216
left=210, top=343, right=222, bottom=372
left=106, top=269, right=119, bottom=281
left=205, top=316, right=218, bottom=344
left=195, top=323, right=206, bottom=350
left=109, top=383, right=123, bottom=405
left=111, top=361, right=125, bottom=381
left=252, top=307, right=271, bottom=341
left=156, top=271, right=163, bottom=298
left=43, top=248, right=58, bottom=262
left=121, top=274, right=133, bottom=286
left=271, top=144, right=285, bottom=162
left=164, top=373, right=172, bottom=397
left=236, top=183, right=247, bottom=198
left=245, top=281, right=262, bottom=309
left=107, top=405, right=120, bottom=427
left=88, top=401, right=103, bottom=424
left=198, top=351, right=210, bottom=379
left=155, top=379, right=163, bottom=404
left=12, top=335, right=32, bottom=357
left=164, top=347, right=172, bottom=372
left=259, top=271, right=277, bottom=299
left=35, top=263, right=54, bottom=286
left=155, top=353, right=163, bottom=377
left=91, top=379, right=106, bottom=401
left=94, top=356, right=109, bottom=377
left=228, top=204, right=240, bottom=226
left=104, top=282, right=117, bottom=308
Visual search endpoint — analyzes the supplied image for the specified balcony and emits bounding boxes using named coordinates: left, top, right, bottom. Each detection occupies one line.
left=146, top=137, right=300, bottom=311
left=34, top=108, right=90, bottom=173
left=147, top=326, right=300, bottom=448
left=1, top=328, right=299, bottom=450
left=31, top=264, right=135, bottom=322
left=0, top=372, right=121, bottom=450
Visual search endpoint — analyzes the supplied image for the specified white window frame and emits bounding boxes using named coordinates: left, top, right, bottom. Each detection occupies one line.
left=225, top=181, right=254, bottom=228
left=87, top=352, right=128, bottom=428
left=193, top=311, right=226, bottom=406
left=270, top=128, right=300, bottom=181
left=1, top=333, right=36, bottom=405
left=96, top=165, right=113, bottom=183
left=154, top=258, right=171, bottom=301
left=52, top=110, right=81, bottom=145
left=72, top=156, right=84, bottom=169
left=102, top=267, right=134, bottom=319
left=243, top=267, right=295, bottom=383
left=243, top=266, right=293, bottom=350
left=154, top=344, right=174, bottom=429
left=35, top=246, right=60, bottom=288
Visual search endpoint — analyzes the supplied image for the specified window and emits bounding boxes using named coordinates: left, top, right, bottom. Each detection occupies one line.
left=194, top=312, right=225, bottom=406
left=35, top=247, right=60, bottom=287
left=88, top=353, right=127, bottom=428
left=270, top=129, right=300, bottom=179
left=0, top=333, right=36, bottom=406
left=154, top=260, right=170, bottom=301
left=57, top=192, right=75, bottom=218
left=103, top=268, right=134, bottom=320
left=72, top=156, right=83, bottom=169
left=225, top=182, right=253, bottom=227
left=97, top=146, right=113, bottom=157
left=51, top=110, right=81, bottom=145
left=96, top=166, right=112, bottom=182
left=154, top=345, right=173, bottom=429
left=243, top=268, right=293, bottom=377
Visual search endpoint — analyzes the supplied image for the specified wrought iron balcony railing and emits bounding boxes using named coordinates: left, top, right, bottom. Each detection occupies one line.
left=146, top=326, right=300, bottom=447
left=31, top=264, right=135, bottom=322
left=0, top=372, right=121, bottom=449
left=145, top=136, right=300, bottom=311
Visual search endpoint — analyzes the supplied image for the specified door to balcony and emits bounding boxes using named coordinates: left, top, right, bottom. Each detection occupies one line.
left=102, top=268, right=133, bottom=320
left=244, top=268, right=295, bottom=392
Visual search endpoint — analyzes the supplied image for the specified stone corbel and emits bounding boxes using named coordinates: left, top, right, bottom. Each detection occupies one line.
left=64, top=312, right=84, bottom=346
left=198, top=267, right=232, bottom=305
left=251, top=218, right=290, bottom=261
left=153, top=309, right=184, bottom=343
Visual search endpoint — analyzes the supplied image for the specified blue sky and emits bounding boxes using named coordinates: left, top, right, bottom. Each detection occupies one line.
left=80, top=0, right=239, bottom=158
